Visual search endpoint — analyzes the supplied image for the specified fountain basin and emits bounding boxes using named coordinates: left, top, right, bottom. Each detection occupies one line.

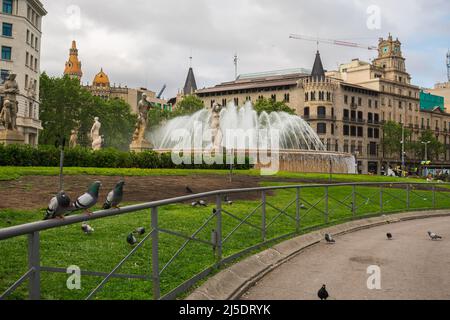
left=153, top=149, right=356, bottom=174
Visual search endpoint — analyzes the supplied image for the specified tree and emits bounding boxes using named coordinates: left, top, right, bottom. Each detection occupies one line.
left=253, top=97, right=295, bottom=115
left=174, top=95, right=204, bottom=116
left=410, top=130, right=444, bottom=161
left=39, top=73, right=137, bottom=151
left=381, top=121, right=413, bottom=158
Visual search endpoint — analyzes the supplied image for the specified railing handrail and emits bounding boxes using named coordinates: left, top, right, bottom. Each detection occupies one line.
left=0, top=181, right=446, bottom=241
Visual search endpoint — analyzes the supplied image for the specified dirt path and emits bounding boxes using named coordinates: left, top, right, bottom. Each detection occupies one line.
left=0, top=174, right=277, bottom=210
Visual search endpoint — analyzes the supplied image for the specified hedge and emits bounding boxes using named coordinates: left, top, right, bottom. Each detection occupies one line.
left=0, top=144, right=251, bottom=170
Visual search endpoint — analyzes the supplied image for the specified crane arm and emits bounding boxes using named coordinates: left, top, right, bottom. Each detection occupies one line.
left=289, top=34, right=378, bottom=51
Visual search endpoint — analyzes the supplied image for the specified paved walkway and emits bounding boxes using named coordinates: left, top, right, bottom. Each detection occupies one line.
left=241, top=216, right=450, bottom=300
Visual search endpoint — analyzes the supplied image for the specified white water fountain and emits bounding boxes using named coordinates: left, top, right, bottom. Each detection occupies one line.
left=148, top=102, right=356, bottom=174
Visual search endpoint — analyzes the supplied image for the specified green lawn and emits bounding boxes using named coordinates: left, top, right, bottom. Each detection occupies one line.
left=0, top=166, right=428, bottom=183
left=1, top=178, right=449, bottom=300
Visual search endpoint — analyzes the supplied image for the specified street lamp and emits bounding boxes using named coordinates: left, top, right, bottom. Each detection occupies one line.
left=421, top=141, right=431, bottom=177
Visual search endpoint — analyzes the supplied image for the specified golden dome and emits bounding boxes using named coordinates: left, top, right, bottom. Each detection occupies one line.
left=93, top=68, right=110, bottom=87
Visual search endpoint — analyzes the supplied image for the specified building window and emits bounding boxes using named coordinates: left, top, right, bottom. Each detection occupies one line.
left=25, top=74, right=28, bottom=89
left=26, top=30, right=30, bottom=43
left=26, top=51, right=29, bottom=66
left=34, top=57, right=37, bottom=71
left=368, top=112, right=373, bottom=123
left=2, top=22, right=12, bottom=37
left=305, top=92, right=309, bottom=102
left=343, top=109, right=349, bottom=120
left=3, top=0, right=12, bottom=14
left=374, top=128, right=380, bottom=139
left=368, top=128, right=374, bottom=138
left=0, top=69, right=9, bottom=83
left=357, top=127, right=363, bottom=137
left=317, top=106, right=326, bottom=117
left=310, top=92, right=316, bottom=101
left=374, top=113, right=379, bottom=123
left=350, top=126, right=356, bottom=137
left=344, top=95, right=348, bottom=104
left=222, top=99, right=226, bottom=106
left=343, top=125, right=349, bottom=136
left=234, top=98, right=239, bottom=106
left=1, top=46, right=12, bottom=60
left=284, top=93, right=290, bottom=103
left=270, top=94, right=276, bottom=101
left=331, top=124, right=334, bottom=135
left=303, top=107, right=310, bottom=117
left=317, top=123, right=327, bottom=134
left=368, top=99, right=372, bottom=108
left=358, top=97, right=362, bottom=106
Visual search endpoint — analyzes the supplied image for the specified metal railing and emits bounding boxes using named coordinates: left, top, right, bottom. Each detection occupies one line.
left=1, top=181, right=450, bottom=300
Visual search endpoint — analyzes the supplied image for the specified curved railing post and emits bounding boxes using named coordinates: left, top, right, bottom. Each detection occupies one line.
left=324, top=186, right=329, bottom=224
left=296, top=187, right=300, bottom=233
left=215, top=195, right=222, bottom=263
left=28, top=232, right=40, bottom=300
left=379, top=185, right=383, bottom=214
left=261, top=191, right=266, bottom=241
left=406, top=184, right=410, bottom=210
left=352, top=185, right=356, bottom=217
left=151, top=207, right=160, bottom=300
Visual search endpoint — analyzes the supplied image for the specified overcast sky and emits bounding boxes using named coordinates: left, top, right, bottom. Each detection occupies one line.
left=40, top=0, right=450, bottom=99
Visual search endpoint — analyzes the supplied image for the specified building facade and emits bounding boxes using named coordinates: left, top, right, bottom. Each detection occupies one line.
left=0, top=0, right=47, bottom=146
left=63, top=41, right=172, bottom=113
left=196, top=35, right=450, bottom=174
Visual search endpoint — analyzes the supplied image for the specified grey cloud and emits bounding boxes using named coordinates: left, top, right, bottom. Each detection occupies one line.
left=40, top=0, right=450, bottom=99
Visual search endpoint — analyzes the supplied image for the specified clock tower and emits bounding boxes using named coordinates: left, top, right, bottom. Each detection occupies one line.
left=372, top=34, right=410, bottom=83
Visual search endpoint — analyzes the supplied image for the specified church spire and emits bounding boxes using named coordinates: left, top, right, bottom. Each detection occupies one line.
left=311, top=50, right=325, bottom=80
left=64, top=40, right=83, bottom=81
left=183, top=67, right=197, bottom=95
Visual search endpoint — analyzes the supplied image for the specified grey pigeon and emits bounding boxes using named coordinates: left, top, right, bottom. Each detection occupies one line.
left=186, top=185, right=193, bottom=194
left=133, top=227, right=146, bottom=236
left=318, top=285, right=329, bottom=300
left=81, top=223, right=94, bottom=234
left=70, top=181, right=101, bottom=215
left=223, top=195, right=233, bottom=205
left=386, top=233, right=393, bottom=240
left=127, top=233, right=137, bottom=245
left=428, top=231, right=443, bottom=240
left=103, top=181, right=125, bottom=209
left=43, top=191, right=71, bottom=220
left=325, top=233, right=335, bottom=243
left=192, top=200, right=207, bottom=207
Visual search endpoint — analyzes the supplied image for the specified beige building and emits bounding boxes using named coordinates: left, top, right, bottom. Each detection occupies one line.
left=63, top=41, right=172, bottom=113
left=196, top=34, right=450, bottom=174
left=0, top=0, right=47, bottom=146
left=427, top=82, right=450, bottom=112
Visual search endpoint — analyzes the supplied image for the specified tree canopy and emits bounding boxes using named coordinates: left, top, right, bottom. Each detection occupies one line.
left=253, top=97, right=295, bottom=115
left=39, top=73, right=137, bottom=151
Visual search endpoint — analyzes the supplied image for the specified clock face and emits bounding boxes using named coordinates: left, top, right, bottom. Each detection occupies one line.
left=394, top=46, right=400, bottom=53
left=382, top=46, right=389, bottom=54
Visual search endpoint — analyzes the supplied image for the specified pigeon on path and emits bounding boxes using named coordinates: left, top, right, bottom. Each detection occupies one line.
left=70, top=181, right=101, bottom=215
left=325, top=233, right=335, bottom=243
left=318, top=285, right=329, bottom=300
left=43, top=191, right=71, bottom=220
left=192, top=200, right=207, bottom=207
left=386, top=233, right=393, bottom=240
left=103, top=181, right=125, bottom=209
left=133, top=227, right=146, bottom=236
left=186, top=186, right=194, bottom=194
left=428, top=231, right=443, bottom=240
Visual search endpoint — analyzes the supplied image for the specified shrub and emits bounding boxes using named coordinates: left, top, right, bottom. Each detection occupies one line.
left=0, top=144, right=252, bottom=170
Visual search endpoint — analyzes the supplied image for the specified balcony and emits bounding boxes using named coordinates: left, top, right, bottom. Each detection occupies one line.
left=343, top=117, right=365, bottom=124
left=304, top=115, right=336, bottom=121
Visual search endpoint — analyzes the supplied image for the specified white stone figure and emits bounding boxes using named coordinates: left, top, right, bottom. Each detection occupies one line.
left=69, top=129, right=78, bottom=148
left=90, top=117, right=102, bottom=150
left=210, top=103, right=223, bottom=152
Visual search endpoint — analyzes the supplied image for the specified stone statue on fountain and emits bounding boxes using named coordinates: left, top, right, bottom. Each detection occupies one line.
left=210, top=102, right=223, bottom=152
left=130, top=93, right=153, bottom=152
left=90, top=117, right=103, bottom=151
left=0, top=73, right=25, bottom=145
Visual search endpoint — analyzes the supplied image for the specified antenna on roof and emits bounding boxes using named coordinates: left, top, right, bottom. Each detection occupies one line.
left=234, top=53, right=238, bottom=80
